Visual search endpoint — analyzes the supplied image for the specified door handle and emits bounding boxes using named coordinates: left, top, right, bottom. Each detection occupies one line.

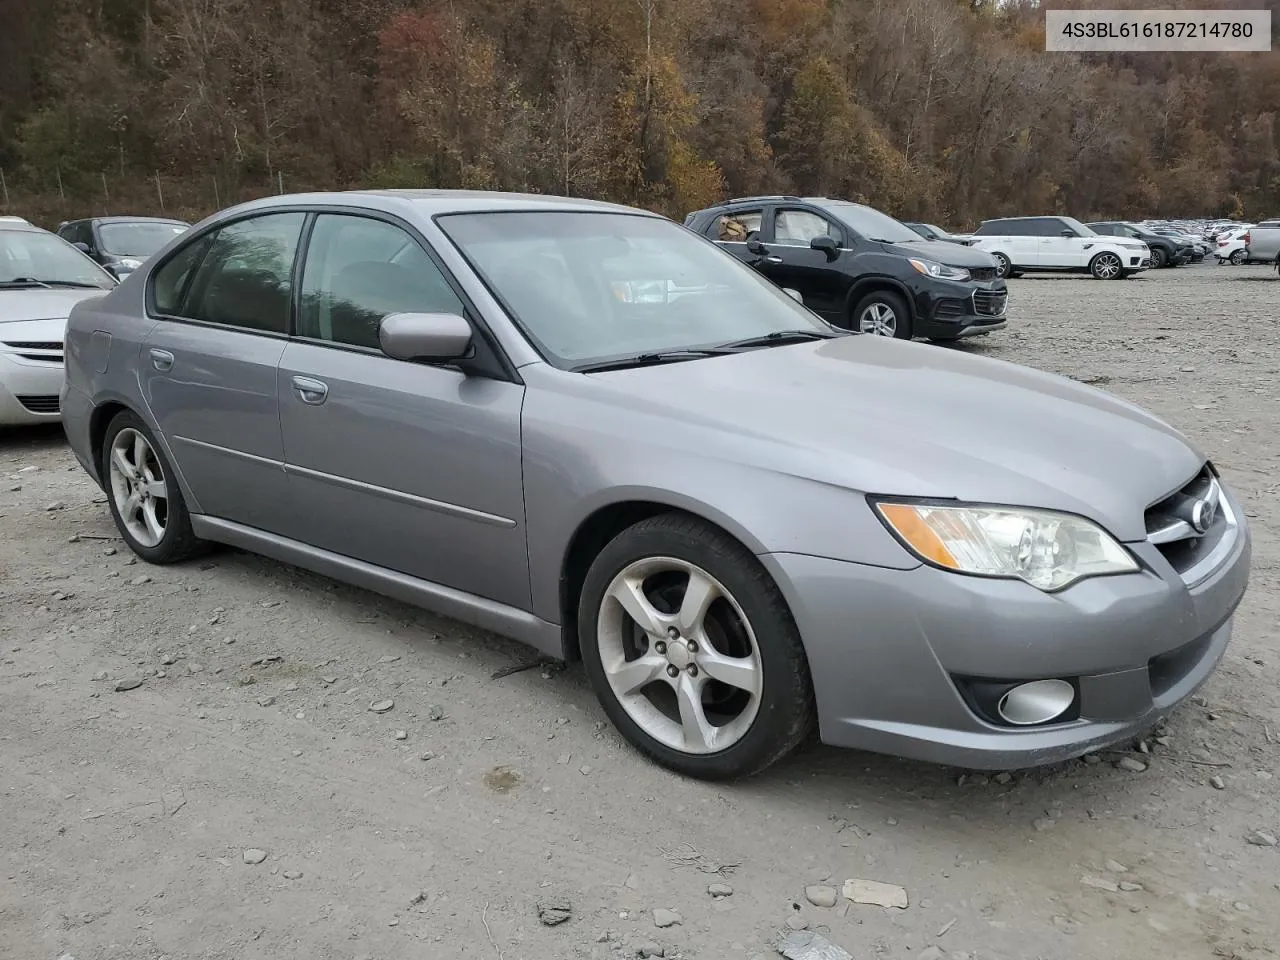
left=149, top=348, right=174, bottom=372
left=291, top=376, right=328, bottom=405
left=763, top=256, right=784, bottom=264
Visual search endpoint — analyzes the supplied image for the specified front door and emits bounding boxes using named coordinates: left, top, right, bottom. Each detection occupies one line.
left=275, top=212, right=530, bottom=609
left=759, top=208, right=850, bottom=321
left=139, top=211, right=304, bottom=531
left=1037, top=220, right=1088, bottom=268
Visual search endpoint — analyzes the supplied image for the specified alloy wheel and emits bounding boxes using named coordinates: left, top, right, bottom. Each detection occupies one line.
left=1094, top=253, right=1122, bottom=279
left=858, top=302, right=898, bottom=336
left=596, top=557, right=762, bottom=755
left=108, top=428, right=169, bottom=548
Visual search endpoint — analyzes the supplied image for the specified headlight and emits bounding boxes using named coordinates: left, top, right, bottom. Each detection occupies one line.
left=117, top=258, right=143, bottom=270
left=873, top=501, right=1138, bottom=591
left=908, top=258, right=971, bottom=282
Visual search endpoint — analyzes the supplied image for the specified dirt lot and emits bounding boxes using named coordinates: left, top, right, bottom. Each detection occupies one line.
left=2, top=263, right=1278, bottom=960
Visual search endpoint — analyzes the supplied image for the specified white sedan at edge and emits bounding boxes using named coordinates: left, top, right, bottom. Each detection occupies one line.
left=0, top=218, right=117, bottom=425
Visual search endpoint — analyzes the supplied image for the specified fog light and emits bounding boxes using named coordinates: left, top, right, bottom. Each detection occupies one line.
left=997, top=679, right=1075, bottom=726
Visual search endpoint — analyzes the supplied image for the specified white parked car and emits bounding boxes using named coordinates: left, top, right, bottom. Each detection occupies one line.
left=1, top=220, right=116, bottom=425
left=967, top=216, right=1151, bottom=280
left=1213, top=226, right=1254, bottom=264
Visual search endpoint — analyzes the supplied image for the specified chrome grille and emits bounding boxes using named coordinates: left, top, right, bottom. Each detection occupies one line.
left=2, top=340, right=64, bottom=364
left=1145, top=465, right=1237, bottom=582
left=972, top=290, right=1007, bottom=317
left=969, top=267, right=998, bottom=282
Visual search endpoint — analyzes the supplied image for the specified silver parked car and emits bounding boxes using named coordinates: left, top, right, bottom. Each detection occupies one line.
left=61, top=191, right=1251, bottom=780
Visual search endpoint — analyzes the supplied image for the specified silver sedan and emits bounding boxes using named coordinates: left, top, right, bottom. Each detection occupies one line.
left=60, top=191, right=1250, bottom=779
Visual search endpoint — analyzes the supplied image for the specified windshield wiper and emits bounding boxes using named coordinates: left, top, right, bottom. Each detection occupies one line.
left=574, top=349, right=731, bottom=373
left=716, top=329, right=840, bottom=351
left=0, top=278, right=103, bottom=289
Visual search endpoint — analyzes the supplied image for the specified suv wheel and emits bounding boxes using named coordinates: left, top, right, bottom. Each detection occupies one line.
left=1150, top=247, right=1167, bottom=269
left=102, top=410, right=204, bottom=563
left=1229, top=249, right=1246, bottom=265
left=991, top=252, right=1013, bottom=279
left=852, top=290, right=912, bottom=339
left=1089, top=252, right=1123, bottom=280
left=578, top=514, right=815, bottom=780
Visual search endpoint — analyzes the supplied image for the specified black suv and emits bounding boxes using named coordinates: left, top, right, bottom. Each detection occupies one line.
left=1086, top=221, right=1191, bottom=268
left=55, top=216, right=189, bottom=280
left=684, top=197, right=1006, bottom=340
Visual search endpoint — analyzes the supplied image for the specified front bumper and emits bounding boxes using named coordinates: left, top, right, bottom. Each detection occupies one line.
left=761, top=497, right=1251, bottom=770
left=0, top=353, right=64, bottom=425
left=915, top=280, right=1008, bottom=340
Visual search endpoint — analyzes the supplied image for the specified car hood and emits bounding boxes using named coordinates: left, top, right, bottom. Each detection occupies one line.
left=878, top=239, right=998, bottom=269
left=582, top=337, right=1203, bottom=541
left=0, top=288, right=110, bottom=322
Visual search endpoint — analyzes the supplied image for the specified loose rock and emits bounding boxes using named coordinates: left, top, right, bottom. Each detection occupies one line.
left=536, top=896, right=572, bottom=926
left=842, top=878, right=909, bottom=909
left=427, top=705, right=444, bottom=721
left=103, top=546, right=117, bottom=556
left=805, top=885, right=838, bottom=908
left=1210, top=776, right=1225, bottom=790
left=283, top=869, right=303, bottom=880
left=919, top=948, right=945, bottom=960
left=394, top=730, right=408, bottom=741
left=708, top=882, right=733, bottom=898
left=785, top=915, right=809, bottom=931
left=637, top=943, right=665, bottom=958
left=1116, top=757, right=1147, bottom=773
left=113, top=677, right=144, bottom=692
left=46, top=501, right=66, bottom=511
left=777, top=930, right=854, bottom=960
left=1081, top=876, right=1119, bottom=892
left=652, top=908, right=682, bottom=928
left=242, top=848, right=268, bottom=865
left=993, top=772, right=1013, bottom=785
left=1246, top=830, right=1278, bottom=847
left=1032, top=817, right=1056, bottom=832
left=129, top=575, right=152, bottom=586
left=1105, top=859, right=1128, bottom=873
left=369, top=699, right=395, bottom=714
left=1119, top=881, right=1144, bottom=892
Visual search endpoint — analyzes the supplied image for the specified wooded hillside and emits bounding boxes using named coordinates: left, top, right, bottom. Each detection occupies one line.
left=1, top=0, right=1277, bottom=227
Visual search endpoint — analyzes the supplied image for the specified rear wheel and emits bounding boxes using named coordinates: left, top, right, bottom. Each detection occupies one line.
left=1229, top=249, right=1246, bottom=265
left=1090, top=251, right=1123, bottom=280
left=851, top=290, right=912, bottom=339
left=578, top=514, right=815, bottom=780
left=102, top=411, right=204, bottom=564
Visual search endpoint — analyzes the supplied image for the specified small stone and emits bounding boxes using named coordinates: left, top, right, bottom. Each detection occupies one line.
left=842, top=878, right=909, bottom=909
left=1033, top=817, right=1056, bottom=832
left=322, top=676, right=337, bottom=685
left=919, top=948, right=945, bottom=960
left=68, top=534, right=80, bottom=543
left=186, top=662, right=203, bottom=674
left=994, top=772, right=1013, bottom=785
left=536, top=896, right=572, bottom=926
left=1116, top=757, right=1147, bottom=773
left=155, top=670, right=167, bottom=679
left=394, top=730, right=408, bottom=741
left=8, top=484, right=20, bottom=492
left=1081, top=876, right=1119, bottom=892
left=785, top=915, right=809, bottom=931
left=420, top=751, right=435, bottom=761
left=91, top=671, right=108, bottom=682
left=805, top=885, right=838, bottom=908
left=777, top=931, right=853, bottom=960
left=1105, top=859, right=1128, bottom=873
left=283, top=870, right=303, bottom=880
left=707, top=882, right=733, bottom=898
left=637, top=942, right=665, bottom=958
left=378, top=655, right=401, bottom=664
left=1245, top=830, right=1278, bottom=847
left=129, top=575, right=151, bottom=586
left=161, top=653, right=177, bottom=665
left=1119, top=881, right=1144, bottom=892
left=1083, top=754, right=1102, bottom=765
left=1137, top=740, right=1150, bottom=754
left=579, top=765, right=593, bottom=776
left=652, top=908, right=682, bottom=928
left=242, top=848, right=268, bottom=865
left=625, top=873, right=640, bottom=889
left=291, top=750, right=303, bottom=758
left=427, top=705, right=444, bottom=721
left=369, top=699, right=394, bottom=714
left=45, top=501, right=66, bottom=511
left=103, top=546, right=117, bottom=556
left=1234, top=901, right=1250, bottom=912
left=1154, top=736, right=1171, bottom=746
left=113, top=677, right=144, bottom=692
left=257, top=696, right=276, bottom=707
left=1210, top=776, right=1225, bottom=790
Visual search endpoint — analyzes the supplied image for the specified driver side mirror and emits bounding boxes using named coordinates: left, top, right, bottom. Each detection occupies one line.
left=379, top=312, right=472, bottom=363
left=1060, top=229, right=1078, bottom=238
left=810, top=235, right=839, bottom=261
left=745, top=237, right=768, bottom=256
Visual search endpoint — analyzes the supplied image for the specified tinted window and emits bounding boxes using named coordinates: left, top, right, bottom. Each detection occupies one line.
left=180, top=213, right=305, bottom=333
left=298, top=214, right=464, bottom=349
left=99, top=221, right=188, bottom=257
left=710, top=210, right=762, bottom=242
left=774, top=209, right=841, bottom=246
left=152, top=234, right=216, bottom=315
left=973, top=220, right=1018, bottom=236
left=1258, top=221, right=1280, bottom=229
left=1089, top=223, right=1116, bottom=236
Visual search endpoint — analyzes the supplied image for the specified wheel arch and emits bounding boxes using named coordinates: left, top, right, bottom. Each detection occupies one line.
left=558, top=497, right=772, bottom=662
left=844, top=276, right=917, bottom=323
left=88, top=396, right=202, bottom=513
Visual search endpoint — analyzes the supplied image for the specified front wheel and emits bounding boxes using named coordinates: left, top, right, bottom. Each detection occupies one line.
left=1090, top=252, right=1123, bottom=280
left=851, top=290, right=912, bottom=339
left=102, top=410, right=204, bottom=563
left=1150, top=247, right=1168, bottom=269
left=991, top=252, right=1013, bottom=279
left=578, top=514, right=815, bottom=780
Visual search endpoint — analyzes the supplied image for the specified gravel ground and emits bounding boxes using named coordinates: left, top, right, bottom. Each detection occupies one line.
left=2, top=262, right=1278, bottom=960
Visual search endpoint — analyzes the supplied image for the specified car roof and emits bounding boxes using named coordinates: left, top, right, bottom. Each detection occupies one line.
left=213, top=190, right=649, bottom=222
left=0, top=221, right=48, bottom=235
left=982, top=215, right=1065, bottom=223
left=91, top=215, right=190, bottom=225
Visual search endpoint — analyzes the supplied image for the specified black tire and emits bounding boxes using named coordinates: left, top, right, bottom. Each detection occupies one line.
left=577, top=513, right=815, bottom=780
left=1089, top=251, right=1124, bottom=280
left=1150, top=247, right=1168, bottom=269
left=991, top=252, right=1013, bottom=279
left=101, top=410, right=204, bottom=564
left=1229, top=249, right=1246, bottom=265
left=850, top=289, right=913, bottom=339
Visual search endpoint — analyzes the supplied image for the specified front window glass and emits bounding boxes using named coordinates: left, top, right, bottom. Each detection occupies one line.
left=1061, top=217, right=1095, bottom=237
left=0, top=229, right=115, bottom=288
left=99, top=221, right=188, bottom=257
left=774, top=209, right=841, bottom=246
left=814, top=201, right=920, bottom=244
left=437, top=211, right=829, bottom=367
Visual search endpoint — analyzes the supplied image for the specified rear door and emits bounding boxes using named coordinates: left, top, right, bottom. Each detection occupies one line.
left=275, top=211, right=529, bottom=609
left=140, top=211, right=304, bottom=531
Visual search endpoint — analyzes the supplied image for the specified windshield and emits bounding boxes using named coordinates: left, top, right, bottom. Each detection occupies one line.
left=0, top=229, right=115, bottom=287
left=99, top=221, right=188, bottom=257
left=811, top=201, right=920, bottom=244
left=1062, top=217, right=1096, bottom=237
left=437, top=211, right=830, bottom=367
